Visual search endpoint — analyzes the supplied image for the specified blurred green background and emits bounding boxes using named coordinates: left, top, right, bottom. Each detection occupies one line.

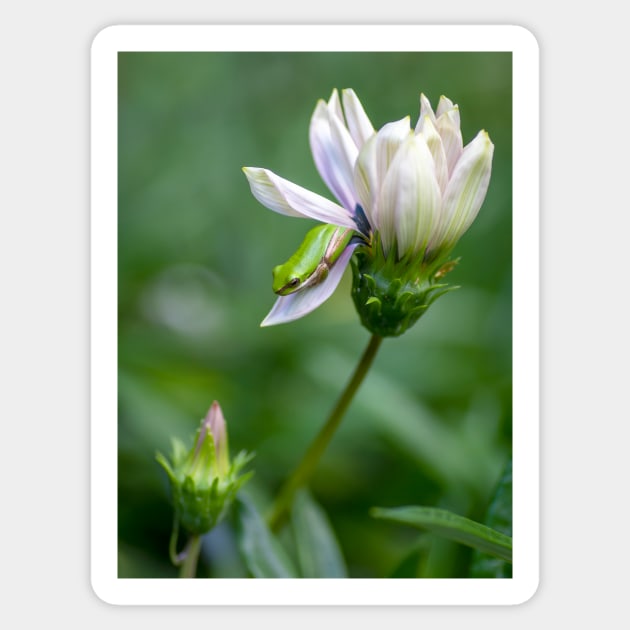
left=118, top=51, right=512, bottom=578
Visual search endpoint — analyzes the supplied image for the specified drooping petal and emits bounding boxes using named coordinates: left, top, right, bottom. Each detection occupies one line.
left=260, top=243, right=358, bottom=326
left=242, top=167, right=357, bottom=229
left=378, top=134, right=441, bottom=258
left=309, top=100, right=359, bottom=212
left=437, top=130, right=494, bottom=251
left=342, top=88, right=375, bottom=149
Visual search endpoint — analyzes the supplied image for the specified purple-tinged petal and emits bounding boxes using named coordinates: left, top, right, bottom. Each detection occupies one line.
left=342, top=89, right=375, bottom=149
left=242, top=167, right=356, bottom=229
left=201, top=401, right=228, bottom=474
left=310, top=100, right=359, bottom=212
left=327, top=88, right=344, bottom=123
left=260, top=243, right=358, bottom=326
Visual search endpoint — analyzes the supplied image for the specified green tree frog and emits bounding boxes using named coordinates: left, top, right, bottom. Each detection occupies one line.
left=272, top=224, right=354, bottom=295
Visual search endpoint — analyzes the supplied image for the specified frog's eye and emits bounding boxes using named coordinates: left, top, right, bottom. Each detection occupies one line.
left=288, top=277, right=301, bottom=288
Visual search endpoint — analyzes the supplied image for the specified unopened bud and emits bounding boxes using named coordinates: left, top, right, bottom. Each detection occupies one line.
left=156, top=401, right=253, bottom=535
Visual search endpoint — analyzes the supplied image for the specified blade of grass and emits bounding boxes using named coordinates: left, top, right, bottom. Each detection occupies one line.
left=234, top=496, right=298, bottom=578
left=371, top=505, right=512, bottom=563
left=291, top=489, right=347, bottom=578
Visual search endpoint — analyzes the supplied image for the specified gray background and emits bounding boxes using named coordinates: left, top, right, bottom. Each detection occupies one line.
left=2, top=1, right=626, bottom=627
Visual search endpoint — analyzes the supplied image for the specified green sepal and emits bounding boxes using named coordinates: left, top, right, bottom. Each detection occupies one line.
left=351, top=236, right=461, bottom=337
left=156, top=442, right=254, bottom=536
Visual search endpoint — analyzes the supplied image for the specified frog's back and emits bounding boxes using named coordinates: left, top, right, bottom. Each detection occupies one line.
left=272, top=224, right=339, bottom=293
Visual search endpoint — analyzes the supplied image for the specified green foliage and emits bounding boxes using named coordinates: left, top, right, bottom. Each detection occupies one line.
left=234, top=496, right=298, bottom=578
left=470, top=458, right=513, bottom=577
left=291, top=489, right=348, bottom=578
left=371, top=505, right=512, bottom=563
left=118, top=50, right=512, bottom=578
left=388, top=547, right=425, bottom=578
left=235, top=490, right=347, bottom=578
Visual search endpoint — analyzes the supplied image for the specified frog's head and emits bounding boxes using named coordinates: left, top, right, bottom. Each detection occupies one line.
left=272, top=264, right=303, bottom=295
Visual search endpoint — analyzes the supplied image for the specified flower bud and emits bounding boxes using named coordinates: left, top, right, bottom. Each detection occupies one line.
left=156, top=401, right=253, bottom=535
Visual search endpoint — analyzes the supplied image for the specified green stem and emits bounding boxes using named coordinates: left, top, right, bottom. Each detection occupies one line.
left=268, top=334, right=383, bottom=532
left=179, top=534, right=202, bottom=578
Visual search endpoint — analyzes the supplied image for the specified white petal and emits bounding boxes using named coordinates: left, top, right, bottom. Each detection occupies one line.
left=438, top=130, right=494, bottom=250
left=375, top=117, right=412, bottom=180
left=260, top=243, right=358, bottom=326
left=436, top=95, right=459, bottom=124
left=243, top=167, right=356, bottom=229
left=341, top=89, right=375, bottom=148
left=310, top=100, right=359, bottom=212
left=436, top=106, right=463, bottom=175
left=415, top=93, right=436, bottom=133
left=419, top=115, right=449, bottom=194
left=374, top=118, right=413, bottom=230
left=353, top=118, right=411, bottom=232
left=378, top=134, right=441, bottom=258
left=353, top=132, right=378, bottom=227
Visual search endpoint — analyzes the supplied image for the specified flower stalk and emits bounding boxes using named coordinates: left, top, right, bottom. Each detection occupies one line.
left=267, top=334, right=383, bottom=531
left=177, top=534, right=202, bottom=579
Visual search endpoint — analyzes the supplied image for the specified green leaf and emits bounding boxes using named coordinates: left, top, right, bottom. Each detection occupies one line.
left=234, top=496, right=298, bottom=578
left=371, top=505, right=512, bottom=563
left=388, top=547, right=423, bottom=578
left=470, top=458, right=513, bottom=577
left=291, top=490, right=347, bottom=578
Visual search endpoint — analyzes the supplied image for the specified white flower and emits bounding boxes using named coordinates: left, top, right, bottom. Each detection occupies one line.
left=243, top=90, right=493, bottom=326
